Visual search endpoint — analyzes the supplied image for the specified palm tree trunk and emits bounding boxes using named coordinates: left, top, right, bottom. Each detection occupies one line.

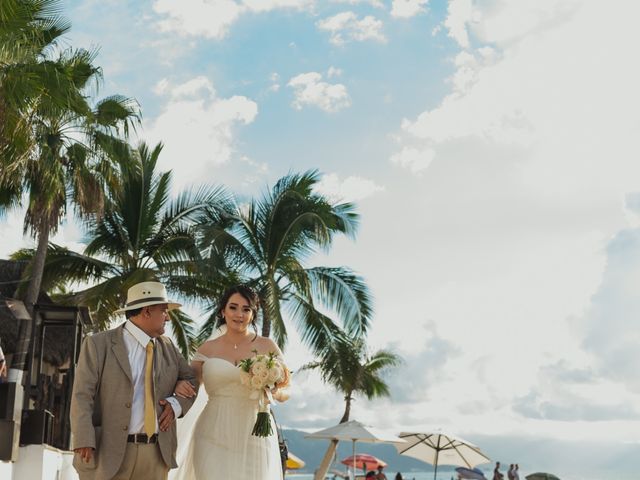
left=314, top=397, right=352, bottom=480
left=261, top=300, right=271, bottom=337
left=8, top=222, right=50, bottom=381
left=339, top=395, right=352, bottom=423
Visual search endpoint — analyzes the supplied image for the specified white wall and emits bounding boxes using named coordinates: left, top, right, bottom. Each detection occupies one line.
left=4, top=445, right=78, bottom=480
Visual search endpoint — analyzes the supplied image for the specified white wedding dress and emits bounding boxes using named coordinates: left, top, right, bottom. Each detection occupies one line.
left=171, top=352, right=283, bottom=480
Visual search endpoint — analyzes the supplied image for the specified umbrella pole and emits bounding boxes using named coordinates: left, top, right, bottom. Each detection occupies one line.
left=352, top=440, right=356, bottom=480
left=433, top=447, right=439, bottom=480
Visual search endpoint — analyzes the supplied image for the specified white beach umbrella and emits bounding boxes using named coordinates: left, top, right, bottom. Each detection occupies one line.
left=395, top=431, right=491, bottom=480
left=305, top=420, right=405, bottom=479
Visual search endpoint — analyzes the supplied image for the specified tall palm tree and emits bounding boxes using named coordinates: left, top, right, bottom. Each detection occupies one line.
left=0, top=48, right=139, bottom=375
left=13, top=142, right=234, bottom=356
left=0, top=0, right=71, bottom=158
left=198, top=170, right=373, bottom=352
left=302, top=334, right=402, bottom=480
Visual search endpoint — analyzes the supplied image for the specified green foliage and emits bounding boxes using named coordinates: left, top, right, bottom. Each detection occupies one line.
left=199, top=170, right=373, bottom=355
left=300, top=332, right=402, bottom=421
left=12, top=143, right=233, bottom=357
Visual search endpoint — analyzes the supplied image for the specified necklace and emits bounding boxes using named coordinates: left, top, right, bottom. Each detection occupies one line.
left=228, top=334, right=252, bottom=350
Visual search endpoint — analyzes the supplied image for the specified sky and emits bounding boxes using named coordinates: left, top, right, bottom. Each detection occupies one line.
left=2, top=0, right=640, bottom=477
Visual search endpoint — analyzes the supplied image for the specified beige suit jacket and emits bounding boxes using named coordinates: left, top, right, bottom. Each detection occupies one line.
left=70, top=324, right=197, bottom=480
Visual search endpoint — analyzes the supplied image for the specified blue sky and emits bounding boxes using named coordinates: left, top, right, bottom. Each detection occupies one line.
left=3, top=1, right=640, bottom=478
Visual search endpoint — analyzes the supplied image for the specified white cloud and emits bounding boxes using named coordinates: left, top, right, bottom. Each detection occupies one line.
left=375, top=0, right=640, bottom=445
left=389, top=146, right=435, bottom=174
left=314, top=173, right=385, bottom=202
left=443, top=0, right=474, bottom=48
left=268, top=72, right=281, bottom=92
left=242, top=0, right=312, bottom=13
left=580, top=228, right=640, bottom=394
left=390, top=0, right=429, bottom=19
left=316, top=11, right=386, bottom=46
left=153, top=0, right=312, bottom=40
left=287, top=72, right=351, bottom=113
left=472, top=0, right=583, bottom=46
left=330, top=0, right=384, bottom=7
left=167, top=76, right=216, bottom=98
left=143, top=76, right=258, bottom=191
left=153, top=0, right=242, bottom=40
left=326, top=66, right=342, bottom=78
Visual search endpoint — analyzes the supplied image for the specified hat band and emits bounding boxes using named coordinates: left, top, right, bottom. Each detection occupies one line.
left=126, top=296, right=168, bottom=307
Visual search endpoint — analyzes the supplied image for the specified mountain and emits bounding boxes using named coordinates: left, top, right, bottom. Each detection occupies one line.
left=283, top=429, right=640, bottom=480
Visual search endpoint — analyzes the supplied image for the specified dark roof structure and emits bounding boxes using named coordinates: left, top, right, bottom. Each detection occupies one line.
left=0, top=260, right=89, bottom=367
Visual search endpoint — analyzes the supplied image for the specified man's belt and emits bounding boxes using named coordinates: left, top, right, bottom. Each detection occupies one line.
left=127, top=433, right=158, bottom=444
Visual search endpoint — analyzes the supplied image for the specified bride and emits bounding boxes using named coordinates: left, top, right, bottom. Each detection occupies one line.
left=171, top=285, right=290, bottom=480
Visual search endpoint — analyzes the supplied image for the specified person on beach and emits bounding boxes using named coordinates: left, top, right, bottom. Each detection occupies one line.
left=70, top=281, right=198, bottom=480
left=376, top=465, right=388, bottom=480
left=507, top=464, right=514, bottom=480
left=171, top=285, right=291, bottom=480
left=394, top=473, right=403, bottom=480
left=513, top=464, right=520, bottom=480
left=493, top=462, right=503, bottom=480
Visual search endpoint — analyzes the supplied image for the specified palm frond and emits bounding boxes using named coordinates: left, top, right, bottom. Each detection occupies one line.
left=168, top=309, right=198, bottom=358
left=305, top=266, right=373, bottom=337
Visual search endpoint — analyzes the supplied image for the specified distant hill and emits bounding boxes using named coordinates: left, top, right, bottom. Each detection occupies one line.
left=284, top=429, right=640, bottom=480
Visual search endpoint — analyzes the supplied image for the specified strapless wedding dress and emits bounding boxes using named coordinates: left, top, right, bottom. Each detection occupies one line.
left=171, top=353, right=283, bottom=480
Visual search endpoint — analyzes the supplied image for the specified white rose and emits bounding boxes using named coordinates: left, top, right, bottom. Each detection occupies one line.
left=252, top=362, right=268, bottom=376
left=268, top=366, right=283, bottom=383
left=251, top=375, right=265, bottom=390
left=240, top=371, right=251, bottom=386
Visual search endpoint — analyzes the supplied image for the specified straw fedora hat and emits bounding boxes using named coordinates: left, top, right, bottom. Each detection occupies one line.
left=114, top=281, right=181, bottom=314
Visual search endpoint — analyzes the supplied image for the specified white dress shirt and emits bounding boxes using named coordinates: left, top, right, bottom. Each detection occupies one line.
left=123, top=321, right=182, bottom=434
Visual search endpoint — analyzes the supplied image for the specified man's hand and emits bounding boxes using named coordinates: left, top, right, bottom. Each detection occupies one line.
left=0, top=361, right=7, bottom=380
left=158, top=399, right=175, bottom=432
left=74, top=447, right=94, bottom=463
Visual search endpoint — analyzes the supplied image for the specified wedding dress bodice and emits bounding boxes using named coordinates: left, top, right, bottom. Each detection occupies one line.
left=201, top=357, right=252, bottom=399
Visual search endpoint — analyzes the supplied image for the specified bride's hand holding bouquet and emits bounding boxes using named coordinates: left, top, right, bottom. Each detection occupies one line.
left=238, top=350, right=290, bottom=437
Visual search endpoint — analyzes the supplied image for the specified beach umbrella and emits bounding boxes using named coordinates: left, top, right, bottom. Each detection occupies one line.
left=340, top=453, right=387, bottom=472
left=306, top=420, right=405, bottom=479
left=286, top=451, right=306, bottom=470
left=525, top=474, right=561, bottom=480
left=395, top=432, right=491, bottom=480
left=455, top=466, right=487, bottom=479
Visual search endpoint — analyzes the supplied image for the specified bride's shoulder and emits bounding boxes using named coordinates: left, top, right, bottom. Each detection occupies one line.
left=254, top=335, right=282, bottom=356
left=197, top=338, right=223, bottom=355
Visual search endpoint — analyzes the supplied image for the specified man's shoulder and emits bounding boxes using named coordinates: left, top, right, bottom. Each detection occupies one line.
left=86, top=324, right=124, bottom=344
left=156, top=335, right=178, bottom=350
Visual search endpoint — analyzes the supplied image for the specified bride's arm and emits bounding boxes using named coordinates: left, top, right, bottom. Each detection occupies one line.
left=191, top=360, right=204, bottom=384
left=262, top=338, right=291, bottom=403
left=174, top=355, right=205, bottom=398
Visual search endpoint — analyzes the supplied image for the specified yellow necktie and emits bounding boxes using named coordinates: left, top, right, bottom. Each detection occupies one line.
left=144, top=340, right=155, bottom=436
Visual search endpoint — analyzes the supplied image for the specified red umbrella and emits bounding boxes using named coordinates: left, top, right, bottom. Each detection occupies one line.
left=341, top=454, right=387, bottom=472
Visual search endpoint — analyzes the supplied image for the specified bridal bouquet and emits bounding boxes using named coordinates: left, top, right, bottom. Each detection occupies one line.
left=238, top=350, right=289, bottom=437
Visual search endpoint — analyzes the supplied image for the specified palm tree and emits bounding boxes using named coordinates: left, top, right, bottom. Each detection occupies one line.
left=1, top=55, right=139, bottom=376
left=302, top=333, right=402, bottom=480
left=198, top=170, right=373, bottom=353
left=0, top=0, right=71, bottom=158
left=13, top=142, right=234, bottom=356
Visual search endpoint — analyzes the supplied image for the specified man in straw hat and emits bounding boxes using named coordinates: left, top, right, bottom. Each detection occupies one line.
left=71, top=281, right=198, bottom=480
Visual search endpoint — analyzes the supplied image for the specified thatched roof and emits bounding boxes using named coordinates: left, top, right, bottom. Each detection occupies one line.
left=0, top=260, right=87, bottom=367
left=0, top=259, right=53, bottom=303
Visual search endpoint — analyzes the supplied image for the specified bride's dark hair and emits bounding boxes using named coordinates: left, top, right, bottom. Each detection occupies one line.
left=215, top=285, right=260, bottom=334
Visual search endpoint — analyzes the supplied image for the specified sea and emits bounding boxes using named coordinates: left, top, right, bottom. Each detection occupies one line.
left=286, top=473, right=485, bottom=480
